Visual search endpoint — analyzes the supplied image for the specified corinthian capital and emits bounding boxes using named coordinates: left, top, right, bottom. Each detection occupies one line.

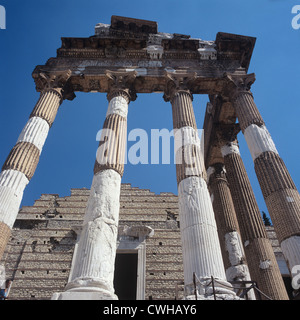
left=209, top=163, right=227, bottom=182
left=163, top=71, right=196, bottom=102
left=215, top=123, right=241, bottom=146
left=223, top=73, right=256, bottom=101
left=32, top=69, right=75, bottom=100
left=105, top=70, right=137, bottom=102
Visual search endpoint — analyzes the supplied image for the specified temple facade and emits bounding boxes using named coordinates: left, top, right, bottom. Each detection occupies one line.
left=0, top=16, right=299, bottom=300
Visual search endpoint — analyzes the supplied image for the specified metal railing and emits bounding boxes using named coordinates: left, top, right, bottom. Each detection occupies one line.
left=175, top=273, right=273, bottom=300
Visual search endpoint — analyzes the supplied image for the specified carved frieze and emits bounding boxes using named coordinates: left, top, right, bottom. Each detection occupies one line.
left=89, top=79, right=100, bottom=91
left=146, top=45, right=164, bottom=60
left=198, top=40, right=217, bottom=60
left=33, top=17, right=256, bottom=98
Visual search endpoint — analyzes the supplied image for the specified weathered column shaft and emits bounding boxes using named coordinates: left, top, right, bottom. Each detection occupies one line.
left=94, top=92, right=129, bottom=177
left=222, top=141, right=289, bottom=300
left=66, top=92, right=129, bottom=295
left=207, top=163, right=255, bottom=299
left=0, top=71, right=71, bottom=260
left=165, top=75, right=236, bottom=299
left=52, top=71, right=136, bottom=300
left=227, top=74, right=300, bottom=278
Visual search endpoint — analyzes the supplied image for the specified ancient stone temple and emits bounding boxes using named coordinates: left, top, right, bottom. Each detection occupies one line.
left=0, top=16, right=299, bottom=300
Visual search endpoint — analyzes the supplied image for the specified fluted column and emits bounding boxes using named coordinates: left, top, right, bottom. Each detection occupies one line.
left=221, top=135, right=288, bottom=300
left=207, top=163, right=255, bottom=300
left=0, top=70, right=73, bottom=260
left=164, top=72, right=237, bottom=300
left=52, top=71, right=136, bottom=300
left=225, top=73, right=300, bottom=286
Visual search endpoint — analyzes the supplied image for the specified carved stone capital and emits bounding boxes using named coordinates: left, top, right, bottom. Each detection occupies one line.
left=32, top=69, right=75, bottom=101
left=163, top=71, right=196, bottom=102
left=223, top=73, right=256, bottom=101
left=215, top=123, right=240, bottom=147
left=210, top=163, right=227, bottom=182
left=105, top=70, right=137, bottom=102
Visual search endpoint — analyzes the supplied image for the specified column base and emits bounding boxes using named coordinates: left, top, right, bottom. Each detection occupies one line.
left=51, top=287, right=118, bottom=300
left=184, top=277, right=242, bottom=300
left=184, top=293, right=242, bottom=300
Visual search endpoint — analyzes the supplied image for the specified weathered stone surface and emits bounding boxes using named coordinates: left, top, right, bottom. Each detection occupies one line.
left=0, top=170, right=29, bottom=228
left=224, top=150, right=289, bottom=300
left=36, top=16, right=256, bottom=97
left=178, top=176, right=228, bottom=294
left=2, top=142, right=40, bottom=181
left=17, top=117, right=50, bottom=153
left=1, top=184, right=182, bottom=300
left=0, top=182, right=290, bottom=300
left=244, top=125, right=278, bottom=161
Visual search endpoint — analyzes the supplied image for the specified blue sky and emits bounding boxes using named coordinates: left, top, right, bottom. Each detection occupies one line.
left=0, top=0, right=299, bottom=222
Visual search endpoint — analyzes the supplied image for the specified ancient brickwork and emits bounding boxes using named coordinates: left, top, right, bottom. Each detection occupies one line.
left=1, top=183, right=290, bottom=300
left=1, top=184, right=184, bottom=300
left=0, top=222, right=11, bottom=259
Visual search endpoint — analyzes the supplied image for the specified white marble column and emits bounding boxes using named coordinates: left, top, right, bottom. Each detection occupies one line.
left=0, top=70, right=72, bottom=260
left=221, top=138, right=289, bottom=300
left=207, top=163, right=255, bottom=300
left=52, top=72, right=136, bottom=300
left=164, top=72, right=237, bottom=299
left=225, top=73, right=300, bottom=288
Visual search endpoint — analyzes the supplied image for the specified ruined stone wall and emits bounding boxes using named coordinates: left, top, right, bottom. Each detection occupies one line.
left=0, top=184, right=289, bottom=300
left=1, top=184, right=184, bottom=300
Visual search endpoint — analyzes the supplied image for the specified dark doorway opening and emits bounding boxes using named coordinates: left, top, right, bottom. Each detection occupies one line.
left=114, top=252, right=138, bottom=300
left=282, top=275, right=294, bottom=300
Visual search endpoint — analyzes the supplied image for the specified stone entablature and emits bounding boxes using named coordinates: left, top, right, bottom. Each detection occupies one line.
left=35, top=16, right=255, bottom=95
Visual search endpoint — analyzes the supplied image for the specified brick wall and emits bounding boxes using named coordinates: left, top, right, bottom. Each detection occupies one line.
left=1, top=184, right=184, bottom=300
left=0, top=184, right=287, bottom=300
